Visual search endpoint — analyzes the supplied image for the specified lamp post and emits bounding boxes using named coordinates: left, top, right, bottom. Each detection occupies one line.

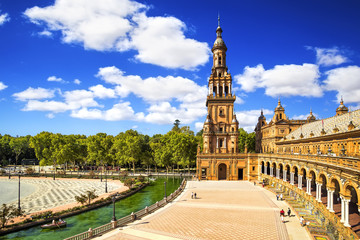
left=112, top=196, right=116, bottom=221
left=18, top=171, right=21, bottom=213
left=105, top=168, right=108, bottom=193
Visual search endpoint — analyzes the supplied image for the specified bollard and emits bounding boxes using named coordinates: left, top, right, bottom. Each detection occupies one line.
left=145, top=206, right=149, bottom=214
left=156, top=201, right=159, bottom=207
left=131, top=212, right=136, bottom=221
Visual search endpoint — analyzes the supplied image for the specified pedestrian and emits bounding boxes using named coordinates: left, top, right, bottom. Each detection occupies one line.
left=194, top=192, right=197, bottom=199
left=280, top=193, right=283, bottom=200
left=276, top=194, right=279, bottom=201
left=280, top=209, right=285, bottom=217
left=191, top=192, right=193, bottom=199
left=299, top=216, right=304, bottom=226
left=254, top=181, right=256, bottom=186
left=287, top=208, right=291, bottom=217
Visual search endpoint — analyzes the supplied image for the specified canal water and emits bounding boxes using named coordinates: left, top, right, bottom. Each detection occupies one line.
left=0, top=176, right=182, bottom=240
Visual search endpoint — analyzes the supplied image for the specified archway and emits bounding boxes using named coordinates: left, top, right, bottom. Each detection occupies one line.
left=218, top=163, right=227, bottom=180
left=279, top=164, right=284, bottom=179
left=261, top=161, right=265, bottom=174
left=345, top=185, right=360, bottom=232
left=266, top=162, right=270, bottom=175
left=309, top=170, right=316, bottom=197
left=285, top=165, right=290, bottom=182
left=331, top=178, right=341, bottom=217
left=301, top=168, right=307, bottom=191
left=319, top=174, right=327, bottom=203
left=272, top=162, right=277, bottom=177
left=293, top=166, right=299, bottom=185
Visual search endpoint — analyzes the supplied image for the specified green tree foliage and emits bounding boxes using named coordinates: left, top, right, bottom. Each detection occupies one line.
left=86, top=133, right=114, bottom=167
left=238, top=128, right=256, bottom=153
left=0, top=135, right=14, bottom=165
left=9, top=137, right=29, bottom=167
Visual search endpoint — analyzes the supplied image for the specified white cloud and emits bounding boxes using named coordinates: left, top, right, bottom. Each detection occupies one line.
left=195, top=122, right=203, bottom=132
left=46, top=113, right=55, bottom=119
left=23, top=100, right=69, bottom=112
left=74, top=79, right=81, bottom=85
left=97, top=66, right=208, bottom=102
left=13, top=87, right=55, bottom=101
left=47, top=75, right=65, bottom=83
left=24, top=0, right=210, bottom=70
left=236, top=109, right=273, bottom=133
left=0, top=82, right=8, bottom=91
left=235, top=63, right=323, bottom=97
left=0, top=12, right=10, bottom=25
left=308, top=47, right=348, bottom=67
left=131, top=14, right=210, bottom=70
left=63, top=89, right=100, bottom=109
left=323, top=65, right=360, bottom=104
left=89, top=84, right=116, bottom=99
left=39, top=30, right=52, bottom=37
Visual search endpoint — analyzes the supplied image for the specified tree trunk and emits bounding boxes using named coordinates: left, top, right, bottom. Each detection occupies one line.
left=133, top=161, right=135, bottom=175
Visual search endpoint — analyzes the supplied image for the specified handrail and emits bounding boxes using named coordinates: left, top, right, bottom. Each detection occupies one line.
left=64, top=178, right=187, bottom=240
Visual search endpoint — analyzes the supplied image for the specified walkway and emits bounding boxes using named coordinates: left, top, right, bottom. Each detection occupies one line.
left=96, top=181, right=311, bottom=240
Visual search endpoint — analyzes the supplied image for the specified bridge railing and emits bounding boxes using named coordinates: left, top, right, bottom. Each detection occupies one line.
left=64, top=178, right=187, bottom=240
left=263, top=174, right=358, bottom=240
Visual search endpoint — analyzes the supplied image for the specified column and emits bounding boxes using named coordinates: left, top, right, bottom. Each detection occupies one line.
left=230, top=84, right=232, bottom=95
left=217, top=83, right=219, bottom=95
left=290, top=172, right=294, bottom=185
left=298, top=175, right=302, bottom=189
left=306, top=179, right=311, bottom=195
left=209, top=83, right=212, bottom=95
left=276, top=169, right=280, bottom=179
left=264, top=165, right=267, bottom=175
left=223, top=83, right=225, bottom=95
left=224, top=137, right=226, bottom=148
left=283, top=170, right=287, bottom=181
left=343, top=198, right=351, bottom=227
left=216, top=137, right=219, bottom=149
left=327, top=189, right=335, bottom=212
left=270, top=167, right=273, bottom=177
left=340, top=196, right=345, bottom=223
left=317, top=183, right=322, bottom=202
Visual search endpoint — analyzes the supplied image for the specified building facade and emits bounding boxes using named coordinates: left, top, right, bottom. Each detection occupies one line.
left=196, top=19, right=258, bottom=181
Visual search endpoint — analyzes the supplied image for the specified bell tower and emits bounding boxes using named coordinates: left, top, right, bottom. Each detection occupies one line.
left=203, top=17, right=239, bottom=154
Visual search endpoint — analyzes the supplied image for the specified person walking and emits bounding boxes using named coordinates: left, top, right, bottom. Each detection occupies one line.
left=276, top=194, right=279, bottom=201
left=280, top=209, right=285, bottom=217
left=299, top=216, right=304, bottom=226
left=287, top=208, right=291, bottom=217
left=191, top=192, right=193, bottom=199
left=194, top=192, right=197, bottom=199
left=280, top=193, right=283, bottom=200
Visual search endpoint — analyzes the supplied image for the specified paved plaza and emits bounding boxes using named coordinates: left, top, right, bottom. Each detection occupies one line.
left=97, top=181, right=311, bottom=240
left=0, top=177, right=123, bottom=214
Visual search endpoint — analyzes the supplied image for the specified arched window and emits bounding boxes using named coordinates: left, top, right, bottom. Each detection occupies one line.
left=218, top=56, right=222, bottom=65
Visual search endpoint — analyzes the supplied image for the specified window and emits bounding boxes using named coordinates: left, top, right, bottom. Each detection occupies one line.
left=218, top=56, right=222, bottom=65
left=218, top=73, right=221, bottom=77
left=252, top=166, right=255, bottom=171
left=219, top=139, right=223, bottom=147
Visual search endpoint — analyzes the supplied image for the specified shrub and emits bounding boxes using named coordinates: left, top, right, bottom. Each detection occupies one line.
left=25, top=168, right=35, bottom=175
left=89, top=171, right=95, bottom=179
left=137, top=175, right=145, bottom=182
left=124, top=178, right=135, bottom=188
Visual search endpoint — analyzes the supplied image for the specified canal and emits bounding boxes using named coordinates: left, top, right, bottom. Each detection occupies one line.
left=0, top=176, right=182, bottom=240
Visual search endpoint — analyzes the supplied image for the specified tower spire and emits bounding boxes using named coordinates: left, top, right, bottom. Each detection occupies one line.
left=218, top=13, right=220, bottom=27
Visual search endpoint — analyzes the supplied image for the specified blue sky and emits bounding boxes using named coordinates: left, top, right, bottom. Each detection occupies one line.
left=0, top=0, right=360, bottom=136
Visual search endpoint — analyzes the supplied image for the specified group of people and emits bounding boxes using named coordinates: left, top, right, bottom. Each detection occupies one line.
left=276, top=194, right=283, bottom=201
left=191, top=192, right=197, bottom=199
left=280, top=208, right=292, bottom=223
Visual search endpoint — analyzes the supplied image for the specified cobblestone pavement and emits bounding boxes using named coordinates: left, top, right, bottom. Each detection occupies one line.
left=97, top=181, right=311, bottom=240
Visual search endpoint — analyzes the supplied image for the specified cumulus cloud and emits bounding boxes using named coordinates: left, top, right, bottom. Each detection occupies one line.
left=195, top=122, right=204, bottom=132
left=0, top=82, right=8, bottom=91
left=0, top=12, right=10, bottom=25
left=74, top=79, right=81, bottom=85
left=39, top=30, right=52, bottom=37
left=24, top=0, right=210, bottom=70
left=89, top=84, right=116, bottom=99
left=235, top=64, right=323, bottom=97
left=13, top=87, right=55, bottom=101
left=97, top=66, right=208, bottom=102
left=307, top=46, right=348, bottom=67
left=236, top=109, right=273, bottom=133
left=47, top=75, right=65, bottom=83
left=323, top=66, right=360, bottom=104
left=23, top=100, right=69, bottom=112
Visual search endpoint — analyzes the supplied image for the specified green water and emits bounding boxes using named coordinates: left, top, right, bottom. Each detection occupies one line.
left=1, top=177, right=182, bottom=240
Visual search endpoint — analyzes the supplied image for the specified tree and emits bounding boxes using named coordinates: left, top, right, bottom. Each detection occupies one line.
left=75, top=195, right=87, bottom=205
left=85, top=190, right=98, bottom=205
left=0, top=135, right=14, bottom=166
left=9, top=137, right=29, bottom=168
left=87, top=133, right=114, bottom=167
left=0, top=204, right=19, bottom=228
left=238, top=128, right=256, bottom=153
left=172, top=119, right=181, bottom=132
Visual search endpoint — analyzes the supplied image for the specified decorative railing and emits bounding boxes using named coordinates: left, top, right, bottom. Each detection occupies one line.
left=262, top=174, right=358, bottom=240
left=64, top=179, right=187, bottom=240
left=259, top=153, right=360, bottom=173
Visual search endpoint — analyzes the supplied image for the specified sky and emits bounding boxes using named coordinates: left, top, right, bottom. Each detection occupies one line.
left=1, top=0, right=360, bottom=136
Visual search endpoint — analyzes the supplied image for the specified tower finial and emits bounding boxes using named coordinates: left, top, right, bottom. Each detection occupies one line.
left=218, top=13, right=220, bottom=27
left=340, top=95, right=344, bottom=104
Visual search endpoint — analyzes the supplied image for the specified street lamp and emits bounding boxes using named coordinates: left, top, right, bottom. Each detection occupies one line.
left=105, top=168, right=108, bottom=193
left=112, top=196, right=116, bottom=221
left=18, top=171, right=21, bottom=213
